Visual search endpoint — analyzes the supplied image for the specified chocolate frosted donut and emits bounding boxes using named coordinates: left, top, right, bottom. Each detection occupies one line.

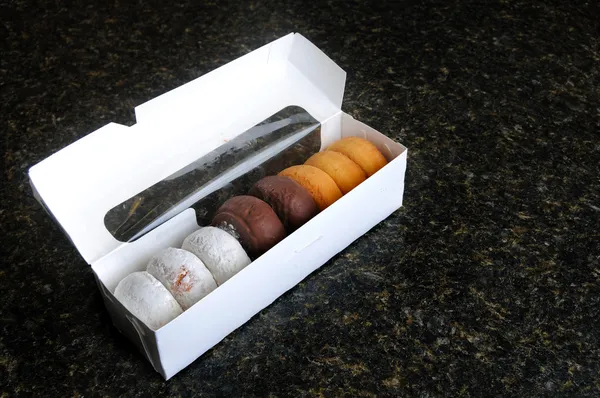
left=211, top=195, right=286, bottom=258
left=248, top=175, right=318, bottom=232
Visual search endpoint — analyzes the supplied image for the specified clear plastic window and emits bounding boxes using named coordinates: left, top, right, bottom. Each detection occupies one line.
left=104, top=106, right=321, bottom=242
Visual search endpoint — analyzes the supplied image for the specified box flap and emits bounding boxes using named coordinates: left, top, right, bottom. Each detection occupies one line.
left=28, top=33, right=346, bottom=264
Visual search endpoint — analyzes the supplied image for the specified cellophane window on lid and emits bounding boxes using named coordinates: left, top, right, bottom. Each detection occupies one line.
left=104, top=106, right=321, bottom=243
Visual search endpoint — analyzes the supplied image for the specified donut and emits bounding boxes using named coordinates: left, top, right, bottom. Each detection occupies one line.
left=248, top=175, right=318, bottom=232
left=182, top=226, right=251, bottom=285
left=211, top=196, right=286, bottom=258
left=326, top=136, right=388, bottom=177
left=146, top=247, right=217, bottom=310
left=304, top=150, right=366, bottom=194
left=113, top=271, right=183, bottom=330
left=278, top=165, right=342, bottom=211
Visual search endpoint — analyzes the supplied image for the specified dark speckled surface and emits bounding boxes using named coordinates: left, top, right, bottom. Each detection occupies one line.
left=2, top=0, right=600, bottom=396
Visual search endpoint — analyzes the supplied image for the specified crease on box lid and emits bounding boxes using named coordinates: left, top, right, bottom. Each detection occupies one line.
left=28, top=32, right=347, bottom=265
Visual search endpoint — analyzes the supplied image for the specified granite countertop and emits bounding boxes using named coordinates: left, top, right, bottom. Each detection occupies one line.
left=2, top=0, right=599, bottom=396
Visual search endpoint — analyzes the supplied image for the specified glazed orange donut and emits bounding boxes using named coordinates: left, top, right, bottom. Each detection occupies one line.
left=278, top=165, right=342, bottom=211
left=304, top=150, right=366, bottom=194
left=326, top=136, right=388, bottom=177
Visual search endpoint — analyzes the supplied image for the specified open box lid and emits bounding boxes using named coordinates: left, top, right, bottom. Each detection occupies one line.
left=28, top=33, right=347, bottom=264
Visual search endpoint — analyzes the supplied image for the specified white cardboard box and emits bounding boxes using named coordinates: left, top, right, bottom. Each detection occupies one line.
left=28, top=32, right=408, bottom=380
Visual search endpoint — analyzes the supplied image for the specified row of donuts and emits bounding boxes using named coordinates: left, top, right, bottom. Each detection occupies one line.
left=113, top=136, right=389, bottom=330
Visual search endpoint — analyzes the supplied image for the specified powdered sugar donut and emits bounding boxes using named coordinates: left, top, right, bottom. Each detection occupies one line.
left=147, top=247, right=217, bottom=310
left=182, top=226, right=251, bottom=285
left=113, top=271, right=183, bottom=330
